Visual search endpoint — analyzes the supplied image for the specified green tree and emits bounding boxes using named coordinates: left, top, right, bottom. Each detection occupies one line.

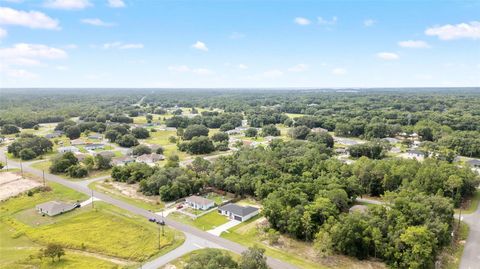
left=396, top=226, right=436, bottom=269
left=117, top=134, right=139, bottom=147
left=19, top=148, right=37, bottom=160
left=132, top=144, right=152, bottom=156
left=289, top=125, right=310, bottom=140
left=183, top=124, right=209, bottom=140
left=1, top=124, right=20, bottom=135
left=43, top=243, right=65, bottom=262
left=132, top=127, right=150, bottom=139
left=185, top=249, right=238, bottom=269
left=261, top=124, right=280, bottom=137
left=65, top=126, right=81, bottom=139
left=244, top=128, right=258, bottom=137
left=239, top=245, right=269, bottom=269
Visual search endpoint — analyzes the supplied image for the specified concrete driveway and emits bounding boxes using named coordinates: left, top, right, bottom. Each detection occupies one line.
left=207, top=219, right=241, bottom=236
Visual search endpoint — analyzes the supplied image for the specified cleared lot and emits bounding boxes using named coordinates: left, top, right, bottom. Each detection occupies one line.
left=0, top=172, right=41, bottom=201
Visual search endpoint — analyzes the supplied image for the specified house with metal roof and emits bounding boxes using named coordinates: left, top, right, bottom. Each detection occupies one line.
left=36, top=201, right=76, bottom=216
left=218, top=203, right=259, bottom=222
left=185, top=195, right=214, bottom=210
left=58, top=146, right=79, bottom=153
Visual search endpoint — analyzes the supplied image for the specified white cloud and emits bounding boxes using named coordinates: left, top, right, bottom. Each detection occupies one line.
left=192, top=68, right=214, bottom=75
left=229, top=32, right=245, bottom=39
left=376, top=52, right=399, bottom=60
left=102, top=42, right=143, bottom=49
left=5, top=68, right=38, bottom=79
left=318, top=16, right=337, bottom=26
left=108, top=0, right=125, bottom=8
left=56, top=65, right=68, bottom=71
left=119, top=43, right=143, bottom=49
left=8, top=57, right=41, bottom=66
left=44, top=0, right=91, bottom=10
left=425, top=21, right=480, bottom=40
left=263, top=69, right=283, bottom=78
left=288, top=63, right=309, bottom=72
left=0, top=43, right=67, bottom=59
left=0, top=27, right=6, bottom=38
left=237, top=64, right=248, bottom=70
left=168, top=65, right=190, bottom=72
left=191, top=41, right=208, bottom=51
left=331, top=68, right=346, bottom=75
left=0, top=7, right=59, bottom=29
left=294, top=17, right=311, bottom=26
left=398, top=40, right=431, bottom=48
left=364, top=19, right=376, bottom=27
left=81, top=18, right=114, bottom=27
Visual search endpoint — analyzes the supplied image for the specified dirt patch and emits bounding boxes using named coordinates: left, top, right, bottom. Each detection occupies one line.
left=0, top=172, right=42, bottom=201
left=98, top=181, right=159, bottom=204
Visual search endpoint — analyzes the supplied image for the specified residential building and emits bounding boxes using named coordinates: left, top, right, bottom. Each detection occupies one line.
left=185, top=195, right=214, bottom=210
left=111, top=156, right=135, bottom=166
left=88, top=134, right=102, bottom=140
left=218, top=203, right=259, bottom=222
left=136, top=153, right=164, bottom=165
left=407, top=149, right=424, bottom=159
left=71, top=139, right=85, bottom=146
left=58, top=146, right=79, bottom=153
left=467, top=159, right=480, bottom=168
left=84, top=143, right=105, bottom=150
left=36, top=201, right=76, bottom=216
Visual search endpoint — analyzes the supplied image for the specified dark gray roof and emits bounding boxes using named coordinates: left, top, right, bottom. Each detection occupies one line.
left=407, top=149, right=424, bottom=155
left=219, top=203, right=258, bottom=217
left=467, top=159, right=480, bottom=165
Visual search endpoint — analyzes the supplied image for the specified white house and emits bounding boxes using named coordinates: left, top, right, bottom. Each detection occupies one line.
left=58, top=146, right=79, bottom=153
left=136, top=153, right=164, bottom=165
left=111, top=156, right=135, bottom=166
left=84, top=143, right=105, bottom=150
left=218, top=203, right=259, bottom=222
left=185, top=195, right=214, bottom=210
left=36, top=201, right=76, bottom=216
left=407, top=149, right=424, bottom=159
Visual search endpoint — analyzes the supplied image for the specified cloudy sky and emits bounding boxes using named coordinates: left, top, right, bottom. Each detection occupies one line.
left=0, top=0, right=479, bottom=88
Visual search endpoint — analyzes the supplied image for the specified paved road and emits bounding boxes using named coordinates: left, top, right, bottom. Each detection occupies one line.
left=1, top=150, right=296, bottom=269
left=459, top=194, right=480, bottom=269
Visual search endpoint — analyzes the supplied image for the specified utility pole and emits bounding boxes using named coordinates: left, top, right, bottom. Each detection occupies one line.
left=20, top=160, right=23, bottom=178
left=42, top=170, right=45, bottom=187
left=4, top=156, right=8, bottom=171
left=91, top=189, right=94, bottom=209
left=158, top=224, right=161, bottom=249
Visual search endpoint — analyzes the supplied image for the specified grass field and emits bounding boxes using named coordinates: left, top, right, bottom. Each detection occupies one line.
left=30, top=160, right=111, bottom=180
left=89, top=180, right=164, bottom=211
left=0, top=182, right=184, bottom=266
left=161, top=248, right=239, bottom=269
left=169, top=210, right=229, bottom=231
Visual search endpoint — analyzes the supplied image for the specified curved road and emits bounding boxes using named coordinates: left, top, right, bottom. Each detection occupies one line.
left=459, top=195, right=480, bottom=269
left=1, top=150, right=296, bottom=269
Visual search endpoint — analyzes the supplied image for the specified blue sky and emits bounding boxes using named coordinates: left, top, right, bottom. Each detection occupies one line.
left=0, top=0, right=479, bottom=88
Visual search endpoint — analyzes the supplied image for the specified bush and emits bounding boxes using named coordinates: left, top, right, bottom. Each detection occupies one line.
left=117, top=134, right=139, bottom=147
left=289, top=125, right=311, bottom=140
left=245, top=128, right=258, bottom=137
left=67, top=165, right=88, bottom=178
left=261, top=124, right=280, bottom=137
left=1, top=124, right=20, bottom=135
left=132, top=145, right=152, bottom=156
left=183, top=124, right=209, bottom=140
left=19, top=148, right=37, bottom=160
left=211, top=132, right=229, bottom=142
left=132, top=127, right=150, bottom=139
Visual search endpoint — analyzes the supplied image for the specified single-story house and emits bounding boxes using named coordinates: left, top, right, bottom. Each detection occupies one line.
left=88, top=134, right=102, bottom=140
left=407, top=149, right=424, bottom=158
left=71, top=139, right=85, bottom=146
left=111, top=156, right=135, bottom=166
left=226, top=129, right=240, bottom=135
left=84, top=143, right=105, bottom=150
left=36, top=201, right=76, bottom=216
left=136, top=153, right=164, bottom=165
left=96, top=151, right=115, bottom=158
left=312, top=127, right=328, bottom=133
left=45, top=132, right=61, bottom=139
left=58, top=146, right=79, bottom=153
left=467, top=159, right=480, bottom=168
left=383, top=137, right=399, bottom=144
left=218, top=203, right=259, bottom=222
left=185, top=195, right=215, bottom=210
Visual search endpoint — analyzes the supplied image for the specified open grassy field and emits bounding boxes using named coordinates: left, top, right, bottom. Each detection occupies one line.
left=0, top=182, right=184, bottom=266
left=0, top=222, right=120, bottom=269
left=169, top=210, right=229, bottom=231
left=161, top=248, right=239, bottom=269
left=89, top=180, right=164, bottom=211
left=221, top=216, right=385, bottom=269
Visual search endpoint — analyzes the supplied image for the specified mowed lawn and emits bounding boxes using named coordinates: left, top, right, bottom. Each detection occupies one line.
left=0, top=182, right=185, bottom=264
left=169, top=210, right=229, bottom=231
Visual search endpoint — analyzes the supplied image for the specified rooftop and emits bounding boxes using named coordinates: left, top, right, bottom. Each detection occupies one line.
left=219, top=203, right=259, bottom=217
left=186, top=195, right=214, bottom=206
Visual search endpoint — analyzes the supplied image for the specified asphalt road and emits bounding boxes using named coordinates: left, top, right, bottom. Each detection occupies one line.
left=1, top=150, right=297, bottom=269
left=459, top=197, right=480, bottom=269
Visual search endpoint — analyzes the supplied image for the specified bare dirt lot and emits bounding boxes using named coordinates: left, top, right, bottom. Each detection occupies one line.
left=0, top=172, right=41, bottom=201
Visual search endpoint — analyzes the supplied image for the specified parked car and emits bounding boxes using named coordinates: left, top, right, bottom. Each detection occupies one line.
left=176, top=204, right=183, bottom=209
left=73, top=203, right=81, bottom=208
left=148, top=217, right=156, bottom=222
left=157, top=220, right=165, bottom=226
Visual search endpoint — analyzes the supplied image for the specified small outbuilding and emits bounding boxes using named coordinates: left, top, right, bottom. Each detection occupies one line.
left=185, top=195, right=214, bottom=210
left=218, top=203, right=259, bottom=222
left=36, top=201, right=76, bottom=216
